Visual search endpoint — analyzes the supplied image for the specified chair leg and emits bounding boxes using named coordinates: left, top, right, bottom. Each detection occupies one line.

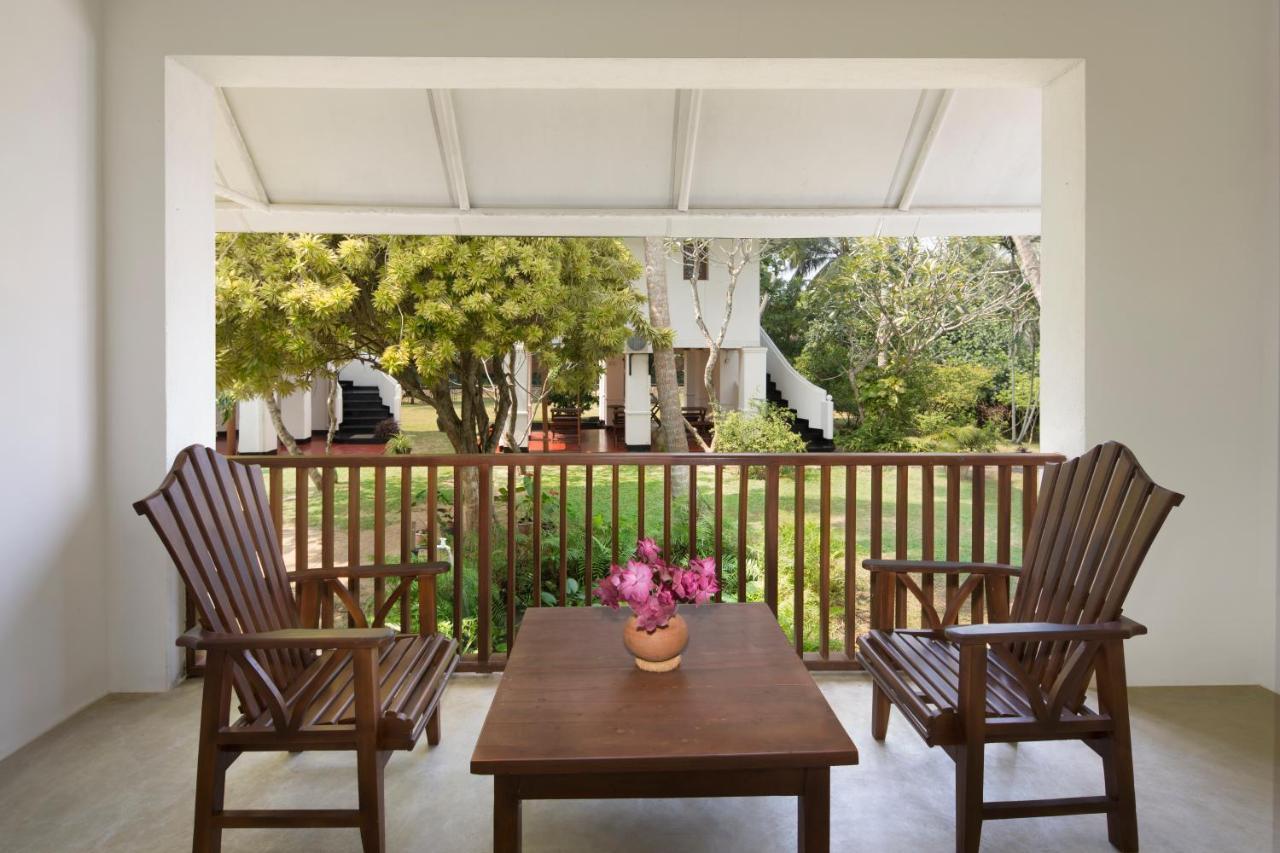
left=426, top=705, right=442, bottom=746
left=193, top=651, right=232, bottom=853
left=356, top=746, right=388, bottom=853
left=1097, top=641, right=1139, bottom=851
left=955, top=741, right=984, bottom=853
left=871, top=682, right=891, bottom=741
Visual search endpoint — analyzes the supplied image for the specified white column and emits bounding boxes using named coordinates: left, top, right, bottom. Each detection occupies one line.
left=1039, top=62, right=1086, bottom=456
left=718, top=349, right=740, bottom=409
left=737, top=346, right=767, bottom=412
left=685, top=349, right=709, bottom=407
left=234, top=398, right=277, bottom=453
left=623, top=351, right=652, bottom=448
left=279, top=388, right=312, bottom=440
left=104, top=60, right=215, bottom=692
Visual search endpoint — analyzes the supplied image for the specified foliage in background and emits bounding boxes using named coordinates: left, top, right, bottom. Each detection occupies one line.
left=712, top=403, right=808, bottom=458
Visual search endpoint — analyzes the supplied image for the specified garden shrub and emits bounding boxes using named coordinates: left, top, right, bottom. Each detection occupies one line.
left=373, top=417, right=401, bottom=441
left=713, top=403, right=807, bottom=455
left=384, top=433, right=413, bottom=455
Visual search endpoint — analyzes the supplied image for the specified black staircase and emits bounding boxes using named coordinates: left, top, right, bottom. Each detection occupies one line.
left=333, top=380, right=393, bottom=444
left=766, top=374, right=835, bottom=452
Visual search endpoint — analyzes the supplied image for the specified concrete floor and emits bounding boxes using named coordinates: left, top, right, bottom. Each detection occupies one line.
left=0, top=675, right=1274, bottom=852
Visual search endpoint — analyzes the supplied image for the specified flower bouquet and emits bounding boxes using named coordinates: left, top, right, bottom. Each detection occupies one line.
left=593, top=538, right=718, bottom=671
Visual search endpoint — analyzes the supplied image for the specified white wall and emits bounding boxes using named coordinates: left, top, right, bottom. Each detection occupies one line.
left=622, top=238, right=762, bottom=349
left=0, top=0, right=107, bottom=759
left=95, top=0, right=1278, bottom=695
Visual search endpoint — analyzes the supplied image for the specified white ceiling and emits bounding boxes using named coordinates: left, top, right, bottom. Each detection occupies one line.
left=214, top=86, right=1041, bottom=236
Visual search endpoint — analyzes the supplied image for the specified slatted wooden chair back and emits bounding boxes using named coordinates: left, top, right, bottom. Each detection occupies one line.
left=134, top=444, right=308, bottom=719
left=1010, top=441, right=1183, bottom=702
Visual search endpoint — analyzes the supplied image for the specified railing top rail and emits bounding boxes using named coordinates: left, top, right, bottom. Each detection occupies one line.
left=232, top=451, right=1066, bottom=469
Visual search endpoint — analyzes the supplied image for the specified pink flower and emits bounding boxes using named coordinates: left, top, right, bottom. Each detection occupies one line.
left=616, top=560, right=654, bottom=606
left=635, top=538, right=661, bottom=565
left=689, top=556, right=716, bottom=580
left=593, top=573, right=622, bottom=609
left=633, top=588, right=678, bottom=632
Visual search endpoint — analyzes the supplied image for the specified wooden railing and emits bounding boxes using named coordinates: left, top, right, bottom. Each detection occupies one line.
left=229, top=451, right=1064, bottom=673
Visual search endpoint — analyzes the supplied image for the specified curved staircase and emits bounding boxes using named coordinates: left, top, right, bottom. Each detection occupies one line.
left=765, top=375, right=835, bottom=452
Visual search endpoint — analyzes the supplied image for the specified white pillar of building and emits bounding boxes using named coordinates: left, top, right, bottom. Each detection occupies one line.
left=503, top=344, right=531, bottom=450
left=234, top=398, right=277, bottom=453
left=685, top=349, right=709, bottom=407
left=623, top=351, right=652, bottom=449
left=737, top=346, right=767, bottom=412
left=718, top=349, right=740, bottom=410
left=279, top=388, right=312, bottom=441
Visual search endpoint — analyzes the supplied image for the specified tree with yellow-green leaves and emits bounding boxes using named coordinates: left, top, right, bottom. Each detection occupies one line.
left=215, top=233, right=359, bottom=480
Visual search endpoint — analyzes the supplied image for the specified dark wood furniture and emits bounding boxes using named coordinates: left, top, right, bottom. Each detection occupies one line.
left=857, top=441, right=1182, bottom=852
left=134, top=445, right=459, bottom=853
left=471, top=603, right=858, bottom=852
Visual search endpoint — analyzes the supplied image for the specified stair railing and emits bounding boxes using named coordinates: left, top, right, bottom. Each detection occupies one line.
left=760, top=329, right=834, bottom=439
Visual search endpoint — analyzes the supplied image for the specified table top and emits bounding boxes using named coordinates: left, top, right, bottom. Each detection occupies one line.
left=470, top=603, right=859, bottom=775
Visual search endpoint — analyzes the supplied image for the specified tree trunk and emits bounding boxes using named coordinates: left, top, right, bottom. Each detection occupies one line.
left=324, top=370, right=339, bottom=453
left=644, top=236, right=688, bottom=453
left=266, top=394, right=322, bottom=488
left=1012, top=235, right=1041, bottom=303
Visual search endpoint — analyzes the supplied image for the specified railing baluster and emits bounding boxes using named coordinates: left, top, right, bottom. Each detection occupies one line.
left=532, top=464, right=542, bottom=607
left=737, top=465, right=748, bottom=602
left=347, top=465, right=361, bottom=627
left=400, top=463, right=412, bottom=627
left=425, top=465, right=438, bottom=634
left=610, top=464, right=620, bottom=566
left=478, top=463, right=491, bottom=664
left=374, top=466, right=386, bottom=618
left=452, top=465, right=463, bottom=642
left=688, top=463, right=697, bottom=557
left=295, top=466, right=312, bottom=625
left=844, top=464, right=856, bottom=659
left=894, top=464, right=908, bottom=628
left=819, top=465, right=831, bottom=659
left=794, top=463, right=805, bottom=655
left=946, top=464, right=960, bottom=612
left=764, top=463, right=780, bottom=614
left=971, top=464, right=986, bottom=623
left=636, top=464, right=645, bottom=541
left=662, top=465, right=672, bottom=560
left=869, top=464, right=882, bottom=641
left=506, top=464, right=516, bottom=650
left=584, top=464, right=593, bottom=605
left=321, top=469, right=335, bottom=628
left=714, top=465, right=724, bottom=601
left=997, top=464, right=1012, bottom=610
left=558, top=464, right=567, bottom=606
left=921, top=464, right=935, bottom=628
left=1021, top=464, right=1038, bottom=548
left=269, top=468, right=284, bottom=541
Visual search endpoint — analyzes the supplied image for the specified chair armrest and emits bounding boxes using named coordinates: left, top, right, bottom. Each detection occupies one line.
left=177, top=626, right=395, bottom=650
left=862, top=559, right=1020, bottom=577
left=286, top=562, right=450, bottom=583
left=944, top=617, right=1148, bottom=645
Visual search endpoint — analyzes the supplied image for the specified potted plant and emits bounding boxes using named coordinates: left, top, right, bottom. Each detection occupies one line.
left=593, top=538, right=718, bottom=672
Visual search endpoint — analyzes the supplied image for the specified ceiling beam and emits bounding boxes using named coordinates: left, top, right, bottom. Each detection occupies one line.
left=885, top=89, right=954, bottom=211
left=214, top=183, right=269, bottom=213
left=428, top=89, right=471, bottom=211
left=214, top=202, right=1040, bottom=239
left=214, top=88, right=270, bottom=205
left=672, top=90, right=703, bottom=211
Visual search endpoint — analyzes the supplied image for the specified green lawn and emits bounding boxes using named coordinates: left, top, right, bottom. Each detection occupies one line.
left=276, top=421, right=1031, bottom=657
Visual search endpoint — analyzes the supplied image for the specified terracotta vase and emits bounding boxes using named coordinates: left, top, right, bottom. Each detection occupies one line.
left=622, top=613, right=689, bottom=672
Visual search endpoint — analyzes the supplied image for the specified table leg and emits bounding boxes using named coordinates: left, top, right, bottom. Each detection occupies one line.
left=494, top=775, right=522, bottom=853
left=797, top=767, right=830, bottom=853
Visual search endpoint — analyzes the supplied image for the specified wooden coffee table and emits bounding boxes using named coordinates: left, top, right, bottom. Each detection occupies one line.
left=470, top=603, right=858, bottom=852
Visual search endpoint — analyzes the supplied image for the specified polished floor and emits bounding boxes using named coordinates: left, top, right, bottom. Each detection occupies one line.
left=0, top=676, right=1273, bottom=852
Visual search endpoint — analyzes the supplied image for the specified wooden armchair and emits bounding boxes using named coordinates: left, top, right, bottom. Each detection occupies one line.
left=857, top=442, right=1182, bottom=853
left=134, top=445, right=458, bottom=853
